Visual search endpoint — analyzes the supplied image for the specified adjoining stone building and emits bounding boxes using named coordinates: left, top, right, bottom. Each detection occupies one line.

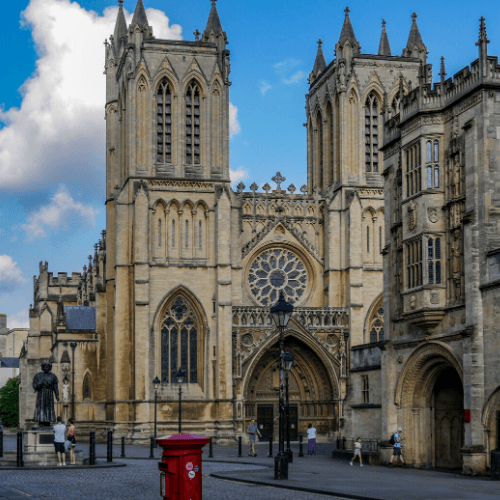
left=18, top=1, right=500, bottom=475
left=381, top=17, right=500, bottom=474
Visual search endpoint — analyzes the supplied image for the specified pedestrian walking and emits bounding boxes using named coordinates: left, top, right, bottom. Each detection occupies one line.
left=66, top=418, right=76, bottom=465
left=389, top=427, right=405, bottom=466
left=306, top=423, right=316, bottom=455
left=53, top=416, right=67, bottom=466
left=247, top=419, right=261, bottom=457
left=350, top=437, right=364, bottom=466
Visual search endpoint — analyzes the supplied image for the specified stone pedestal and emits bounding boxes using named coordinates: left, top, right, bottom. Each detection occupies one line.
left=461, top=445, right=486, bottom=476
left=491, top=450, right=500, bottom=480
left=0, top=428, right=84, bottom=467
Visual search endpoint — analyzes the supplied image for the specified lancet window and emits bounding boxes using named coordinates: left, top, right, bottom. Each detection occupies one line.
left=406, top=238, right=422, bottom=289
left=157, top=79, right=172, bottom=164
left=369, top=303, right=384, bottom=343
left=426, top=140, right=440, bottom=189
left=406, top=142, right=421, bottom=197
left=186, top=81, right=201, bottom=165
left=161, top=297, right=199, bottom=384
left=428, top=237, right=442, bottom=284
left=365, top=94, right=379, bottom=172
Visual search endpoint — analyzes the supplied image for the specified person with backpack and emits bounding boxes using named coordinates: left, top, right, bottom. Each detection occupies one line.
left=389, top=427, right=405, bottom=466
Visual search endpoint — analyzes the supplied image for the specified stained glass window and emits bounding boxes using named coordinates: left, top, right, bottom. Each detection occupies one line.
left=160, top=297, right=199, bottom=384
left=248, top=248, right=307, bottom=306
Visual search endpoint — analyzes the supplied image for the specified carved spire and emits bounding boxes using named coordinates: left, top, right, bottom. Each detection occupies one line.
left=113, top=0, right=127, bottom=51
left=131, top=0, right=149, bottom=28
left=476, top=17, right=490, bottom=78
left=439, top=56, right=446, bottom=81
left=336, top=7, right=361, bottom=59
left=310, top=39, right=327, bottom=82
left=378, top=19, right=391, bottom=56
left=202, top=0, right=227, bottom=52
left=205, top=0, right=223, bottom=34
left=403, top=13, right=427, bottom=61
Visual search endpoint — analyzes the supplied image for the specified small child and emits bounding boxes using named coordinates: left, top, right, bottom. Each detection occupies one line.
left=350, top=437, right=364, bottom=467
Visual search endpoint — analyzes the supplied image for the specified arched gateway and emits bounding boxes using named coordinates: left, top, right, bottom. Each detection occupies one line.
left=395, top=343, right=464, bottom=469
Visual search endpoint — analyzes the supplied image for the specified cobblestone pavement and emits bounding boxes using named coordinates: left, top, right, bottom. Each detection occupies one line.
left=0, top=460, right=341, bottom=499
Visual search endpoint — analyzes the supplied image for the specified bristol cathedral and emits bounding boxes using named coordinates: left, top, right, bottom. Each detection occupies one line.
left=19, top=0, right=500, bottom=475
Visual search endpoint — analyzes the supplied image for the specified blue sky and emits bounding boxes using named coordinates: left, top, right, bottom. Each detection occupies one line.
left=1, top=0, right=499, bottom=327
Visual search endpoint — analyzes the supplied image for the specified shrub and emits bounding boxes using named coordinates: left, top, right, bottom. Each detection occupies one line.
left=0, top=376, right=20, bottom=428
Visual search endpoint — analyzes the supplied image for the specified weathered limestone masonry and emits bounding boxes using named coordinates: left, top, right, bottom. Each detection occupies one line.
left=381, top=17, right=500, bottom=475
left=19, top=1, right=499, bottom=474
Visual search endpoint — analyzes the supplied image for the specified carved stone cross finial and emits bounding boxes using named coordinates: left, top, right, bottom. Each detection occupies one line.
left=118, top=0, right=123, bottom=5
left=382, top=19, right=386, bottom=27
left=411, top=12, right=417, bottom=21
left=250, top=182, right=259, bottom=194
left=300, top=185, right=308, bottom=196
left=262, top=183, right=271, bottom=194
left=317, top=39, right=323, bottom=47
left=287, top=184, right=297, bottom=194
left=344, top=6, right=350, bottom=15
left=236, top=181, right=245, bottom=193
left=272, top=172, right=286, bottom=192
left=194, top=29, right=201, bottom=41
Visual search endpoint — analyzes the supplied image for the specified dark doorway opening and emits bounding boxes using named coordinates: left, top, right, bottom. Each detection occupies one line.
left=257, top=405, right=274, bottom=441
left=287, top=405, right=298, bottom=441
left=433, top=367, right=464, bottom=469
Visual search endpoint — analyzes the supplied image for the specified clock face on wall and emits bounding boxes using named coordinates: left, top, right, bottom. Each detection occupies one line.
left=248, top=248, right=308, bottom=306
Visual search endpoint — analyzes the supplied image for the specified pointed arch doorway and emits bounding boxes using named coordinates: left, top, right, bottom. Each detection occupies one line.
left=243, top=335, right=338, bottom=440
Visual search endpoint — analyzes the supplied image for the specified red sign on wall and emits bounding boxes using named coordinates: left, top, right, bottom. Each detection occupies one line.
left=464, top=409, right=471, bottom=422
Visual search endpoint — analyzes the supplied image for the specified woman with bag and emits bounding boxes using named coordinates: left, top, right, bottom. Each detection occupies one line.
left=67, top=418, right=76, bottom=465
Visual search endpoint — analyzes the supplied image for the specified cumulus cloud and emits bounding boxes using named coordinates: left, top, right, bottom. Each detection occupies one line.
left=0, top=0, right=182, bottom=192
left=6, top=307, right=30, bottom=329
left=229, top=102, right=241, bottom=138
left=21, top=184, right=98, bottom=240
left=0, top=255, right=27, bottom=295
left=230, top=167, right=248, bottom=186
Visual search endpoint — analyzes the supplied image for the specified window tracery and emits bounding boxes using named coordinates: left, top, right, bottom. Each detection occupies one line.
left=157, top=79, right=172, bottom=164
left=368, top=298, right=384, bottom=343
left=186, top=81, right=201, bottom=164
left=365, top=94, right=379, bottom=172
left=161, top=297, right=199, bottom=384
left=248, top=248, right=308, bottom=306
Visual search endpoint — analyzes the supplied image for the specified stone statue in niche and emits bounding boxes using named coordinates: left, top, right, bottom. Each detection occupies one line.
left=62, top=378, right=70, bottom=404
left=338, top=62, right=346, bottom=92
left=452, top=157, right=461, bottom=197
left=224, top=52, right=231, bottom=84
left=451, top=229, right=462, bottom=301
left=33, top=362, right=59, bottom=426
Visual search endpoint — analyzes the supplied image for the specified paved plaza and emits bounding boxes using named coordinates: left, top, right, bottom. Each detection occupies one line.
left=1, top=436, right=500, bottom=499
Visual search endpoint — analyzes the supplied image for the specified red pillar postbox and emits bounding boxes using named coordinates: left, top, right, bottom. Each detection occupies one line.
left=157, top=433, right=210, bottom=500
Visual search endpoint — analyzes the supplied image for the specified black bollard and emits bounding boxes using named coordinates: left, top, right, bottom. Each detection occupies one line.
left=16, top=431, right=23, bottom=467
left=238, top=436, right=242, bottom=458
left=298, top=435, right=304, bottom=457
left=107, top=430, right=113, bottom=463
left=0, top=429, right=3, bottom=458
left=121, top=436, right=126, bottom=458
left=268, top=436, right=273, bottom=458
left=89, top=430, right=96, bottom=465
left=149, top=437, right=155, bottom=458
left=209, top=437, right=214, bottom=458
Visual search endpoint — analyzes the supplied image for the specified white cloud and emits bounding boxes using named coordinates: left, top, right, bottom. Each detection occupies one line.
left=284, top=71, right=304, bottom=84
left=229, top=102, right=240, bottom=138
left=21, top=184, right=98, bottom=240
left=273, top=59, right=301, bottom=76
left=0, top=255, right=27, bottom=295
left=6, top=307, right=30, bottom=329
left=260, top=81, right=272, bottom=95
left=0, top=0, right=182, bottom=191
left=230, top=167, right=248, bottom=186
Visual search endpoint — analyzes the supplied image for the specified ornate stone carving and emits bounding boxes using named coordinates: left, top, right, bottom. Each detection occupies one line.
left=430, top=293, right=440, bottom=305
left=337, top=61, right=346, bottom=92
left=427, top=207, right=439, bottom=223
left=407, top=203, right=416, bottom=230
left=241, top=333, right=254, bottom=347
left=451, top=229, right=462, bottom=301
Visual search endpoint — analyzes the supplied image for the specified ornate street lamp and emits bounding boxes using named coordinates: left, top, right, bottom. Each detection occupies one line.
left=176, top=368, right=184, bottom=434
left=270, top=292, right=294, bottom=480
left=152, top=376, right=160, bottom=447
left=284, top=351, right=295, bottom=463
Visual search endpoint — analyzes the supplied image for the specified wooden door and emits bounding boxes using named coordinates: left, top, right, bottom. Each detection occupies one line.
left=257, top=405, right=274, bottom=441
left=288, top=405, right=298, bottom=441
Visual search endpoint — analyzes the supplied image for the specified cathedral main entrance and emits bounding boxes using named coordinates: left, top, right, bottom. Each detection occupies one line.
left=243, top=335, right=337, bottom=440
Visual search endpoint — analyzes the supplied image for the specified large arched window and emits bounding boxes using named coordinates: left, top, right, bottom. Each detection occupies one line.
left=186, top=81, right=201, bottom=165
left=157, top=79, right=172, bottom=164
left=367, top=296, right=384, bottom=343
left=160, top=296, right=199, bottom=384
left=365, top=93, right=379, bottom=172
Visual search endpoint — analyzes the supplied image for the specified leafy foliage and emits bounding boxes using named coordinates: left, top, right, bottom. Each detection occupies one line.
left=0, top=376, right=20, bottom=428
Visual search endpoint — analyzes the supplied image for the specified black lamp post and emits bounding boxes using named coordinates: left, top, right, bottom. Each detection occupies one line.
left=176, top=369, right=184, bottom=434
left=153, top=376, right=160, bottom=447
left=270, top=292, right=294, bottom=480
left=70, top=342, right=77, bottom=420
left=284, top=351, right=295, bottom=463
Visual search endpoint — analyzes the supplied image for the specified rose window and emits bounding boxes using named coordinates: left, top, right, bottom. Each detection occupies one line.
left=248, top=249, right=307, bottom=306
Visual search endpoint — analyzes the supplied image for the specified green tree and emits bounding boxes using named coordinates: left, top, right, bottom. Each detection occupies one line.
left=0, top=376, right=20, bottom=428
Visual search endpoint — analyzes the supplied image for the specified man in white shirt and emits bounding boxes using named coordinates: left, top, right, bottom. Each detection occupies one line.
left=306, top=423, right=317, bottom=455
left=53, top=416, right=67, bottom=466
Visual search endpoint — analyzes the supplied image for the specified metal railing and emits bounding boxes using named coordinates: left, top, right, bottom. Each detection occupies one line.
left=334, top=437, right=379, bottom=452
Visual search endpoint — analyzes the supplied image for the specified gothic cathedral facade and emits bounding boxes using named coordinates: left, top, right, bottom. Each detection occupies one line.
left=19, top=2, right=500, bottom=475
